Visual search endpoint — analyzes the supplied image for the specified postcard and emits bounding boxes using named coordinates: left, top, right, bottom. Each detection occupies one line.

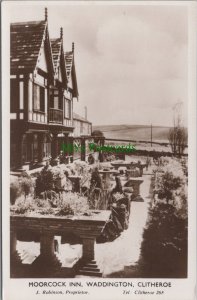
left=2, top=1, right=196, bottom=300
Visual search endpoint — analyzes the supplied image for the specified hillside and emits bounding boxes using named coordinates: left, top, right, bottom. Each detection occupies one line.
left=92, top=125, right=172, bottom=143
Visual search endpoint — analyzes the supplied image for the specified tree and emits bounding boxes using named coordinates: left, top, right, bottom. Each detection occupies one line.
left=168, top=127, right=187, bottom=156
left=91, top=130, right=104, bottom=143
left=168, top=102, right=187, bottom=156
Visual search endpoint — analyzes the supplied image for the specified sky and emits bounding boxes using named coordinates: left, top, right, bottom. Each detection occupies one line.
left=8, top=2, right=189, bottom=127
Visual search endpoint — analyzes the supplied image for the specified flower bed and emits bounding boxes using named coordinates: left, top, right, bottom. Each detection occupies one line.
left=139, top=157, right=188, bottom=277
left=10, top=192, right=89, bottom=217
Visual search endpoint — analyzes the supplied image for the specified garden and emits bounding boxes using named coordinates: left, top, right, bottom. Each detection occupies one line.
left=10, top=159, right=132, bottom=239
left=10, top=154, right=188, bottom=278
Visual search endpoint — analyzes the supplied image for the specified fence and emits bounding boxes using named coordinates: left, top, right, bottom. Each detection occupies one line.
left=60, top=135, right=188, bottom=165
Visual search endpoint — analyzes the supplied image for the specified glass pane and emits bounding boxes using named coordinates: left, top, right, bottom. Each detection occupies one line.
left=10, top=79, right=19, bottom=112
left=33, top=85, right=40, bottom=110
left=40, top=87, right=45, bottom=112
left=54, top=96, right=59, bottom=109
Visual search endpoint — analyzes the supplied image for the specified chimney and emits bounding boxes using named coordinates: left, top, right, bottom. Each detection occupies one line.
left=72, top=42, right=75, bottom=52
left=45, top=8, right=48, bottom=21
left=60, top=27, right=63, bottom=39
left=84, top=106, right=87, bottom=120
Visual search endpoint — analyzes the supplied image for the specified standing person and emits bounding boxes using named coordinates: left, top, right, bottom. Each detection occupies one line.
left=146, top=155, right=151, bottom=170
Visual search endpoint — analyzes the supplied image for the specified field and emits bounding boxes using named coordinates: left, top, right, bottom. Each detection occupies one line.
left=93, top=125, right=172, bottom=143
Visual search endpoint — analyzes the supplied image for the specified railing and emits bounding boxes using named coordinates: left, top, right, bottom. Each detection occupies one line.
left=49, top=108, right=63, bottom=124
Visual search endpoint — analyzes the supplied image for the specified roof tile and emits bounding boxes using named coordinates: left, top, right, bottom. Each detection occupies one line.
left=10, top=20, right=46, bottom=73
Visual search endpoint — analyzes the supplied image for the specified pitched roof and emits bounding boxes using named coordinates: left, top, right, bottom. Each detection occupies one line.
left=73, top=112, right=91, bottom=124
left=50, top=38, right=62, bottom=68
left=10, top=20, right=47, bottom=73
left=51, top=37, right=67, bottom=86
left=64, top=51, right=73, bottom=81
left=64, top=50, right=79, bottom=98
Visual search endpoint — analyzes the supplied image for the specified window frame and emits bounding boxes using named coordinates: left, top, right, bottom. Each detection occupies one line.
left=10, top=78, right=19, bottom=113
left=33, top=83, right=45, bottom=113
left=64, top=98, right=71, bottom=119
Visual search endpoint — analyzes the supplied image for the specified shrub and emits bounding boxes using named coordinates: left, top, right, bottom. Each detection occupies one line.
left=156, top=171, right=182, bottom=203
left=19, top=172, right=35, bottom=198
left=140, top=202, right=187, bottom=277
left=35, top=165, right=55, bottom=196
left=11, top=195, right=35, bottom=214
left=58, top=192, right=89, bottom=216
left=73, top=160, right=91, bottom=176
left=11, top=192, right=89, bottom=217
left=10, top=177, right=21, bottom=205
left=140, top=157, right=188, bottom=277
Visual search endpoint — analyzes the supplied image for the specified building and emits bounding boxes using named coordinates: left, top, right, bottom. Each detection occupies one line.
left=10, top=9, right=79, bottom=170
left=73, top=112, right=92, bottom=137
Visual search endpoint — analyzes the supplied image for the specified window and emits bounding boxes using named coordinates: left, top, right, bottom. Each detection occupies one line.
left=40, top=87, right=45, bottom=112
left=64, top=98, right=71, bottom=119
left=10, top=143, right=17, bottom=168
left=42, top=135, right=51, bottom=159
left=80, top=122, right=83, bottom=134
left=49, top=89, right=54, bottom=107
left=22, top=134, right=33, bottom=163
left=33, top=134, right=39, bottom=161
left=33, top=84, right=45, bottom=112
left=49, top=89, right=62, bottom=110
left=10, top=79, right=19, bottom=112
left=54, top=90, right=59, bottom=109
left=89, top=124, right=91, bottom=135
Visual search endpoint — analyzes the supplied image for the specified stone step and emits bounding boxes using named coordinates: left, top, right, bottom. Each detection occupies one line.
left=85, top=263, right=99, bottom=269
left=20, top=252, right=29, bottom=261
left=83, top=260, right=97, bottom=264
left=86, top=260, right=97, bottom=264
left=78, top=270, right=102, bottom=277
left=77, top=259, right=102, bottom=277
left=82, top=266, right=100, bottom=272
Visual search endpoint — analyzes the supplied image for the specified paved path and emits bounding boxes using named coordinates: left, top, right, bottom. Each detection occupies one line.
left=95, top=174, right=152, bottom=277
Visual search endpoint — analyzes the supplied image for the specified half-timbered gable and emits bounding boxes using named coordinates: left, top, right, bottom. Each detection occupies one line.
left=50, top=32, right=68, bottom=125
left=50, top=32, right=67, bottom=87
left=10, top=8, right=79, bottom=171
left=10, top=11, right=55, bottom=169
left=64, top=44, right=79, bottom=128
left=10, top=16, right=54, bottom=124
left=64, top=44, right=79, bottom=99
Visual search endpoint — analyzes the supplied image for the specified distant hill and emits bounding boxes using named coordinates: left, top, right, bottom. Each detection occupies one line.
left=92, top=124, right=173, bottom=143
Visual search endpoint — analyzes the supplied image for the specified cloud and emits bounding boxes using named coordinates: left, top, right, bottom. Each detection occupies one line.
left=9, top=3, right=188, bottom=127
left=96, top=14, right=187, bottom=80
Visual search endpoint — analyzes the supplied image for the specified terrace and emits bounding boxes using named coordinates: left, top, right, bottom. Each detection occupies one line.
left=10, top=137, right=188, bottom=278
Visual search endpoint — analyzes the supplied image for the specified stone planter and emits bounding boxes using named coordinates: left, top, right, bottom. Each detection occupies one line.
left=124, top=177, right=144, bottom=202
left=10, top=210, right=111, bottom=278
left=126, top=168, right=140, bottom=178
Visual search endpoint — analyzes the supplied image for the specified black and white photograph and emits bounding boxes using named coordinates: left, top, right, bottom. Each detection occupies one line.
left=2, top=1, right=196, bottom=299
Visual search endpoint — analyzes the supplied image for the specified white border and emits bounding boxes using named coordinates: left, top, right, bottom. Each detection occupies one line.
left=2, top=2, right=196, bottom=300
